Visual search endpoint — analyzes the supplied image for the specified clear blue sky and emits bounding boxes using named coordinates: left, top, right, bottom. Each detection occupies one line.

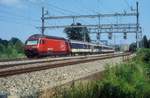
left=0, top=0, right=149, bottom=45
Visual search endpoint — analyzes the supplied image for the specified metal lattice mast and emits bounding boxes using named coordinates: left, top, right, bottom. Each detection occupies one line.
left=41, top=7, right=45, bottom=35
left=136, top=2, right=140, bottom=48
left=39, top=2, right=141, bottom=49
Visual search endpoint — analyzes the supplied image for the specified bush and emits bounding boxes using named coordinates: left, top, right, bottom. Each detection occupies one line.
left=55, top=49, right=150, bottom=98
left=0, top=37, right=25, bottom=59
left=136, top=48, right=150, bottom=64
left=55, top=63, right=150, bottom=98
left=100, top=62, right=150, bottom=98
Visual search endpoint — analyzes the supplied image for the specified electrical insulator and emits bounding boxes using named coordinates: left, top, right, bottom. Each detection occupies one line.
left=97, top=32, right=100, bottom=41
left=108, top=32, right=112, bottom=39
left=123, top=32, right=127, bottom=39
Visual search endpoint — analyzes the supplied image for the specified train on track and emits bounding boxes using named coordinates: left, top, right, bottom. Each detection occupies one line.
left=24, top=34, right=114, bottom=58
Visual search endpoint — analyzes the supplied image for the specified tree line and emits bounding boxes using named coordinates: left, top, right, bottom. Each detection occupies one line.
left=129, top=35, right=150, bottom=52
left=0, top=37, right=24, bottom=59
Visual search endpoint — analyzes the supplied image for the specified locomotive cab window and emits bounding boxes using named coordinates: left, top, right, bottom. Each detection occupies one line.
left=26, top=40, right=38, bottom=45
left=40, top=40, right=45, bottom=44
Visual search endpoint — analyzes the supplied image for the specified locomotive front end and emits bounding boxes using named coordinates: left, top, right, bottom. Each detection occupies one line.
left=24, top=39, right=39, bottom=58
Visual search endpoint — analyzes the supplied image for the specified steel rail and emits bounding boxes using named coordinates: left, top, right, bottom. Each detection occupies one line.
left=0, top=53, right=131, bottom=78
left=0, top=53, right=114, bottom=68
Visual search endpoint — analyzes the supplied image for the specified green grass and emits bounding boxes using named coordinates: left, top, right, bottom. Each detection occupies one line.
left=53, top=48, right=150, bottom=98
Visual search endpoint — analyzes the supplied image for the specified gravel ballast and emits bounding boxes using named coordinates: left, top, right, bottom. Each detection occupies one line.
left=0, top=56, right=123, bottom=97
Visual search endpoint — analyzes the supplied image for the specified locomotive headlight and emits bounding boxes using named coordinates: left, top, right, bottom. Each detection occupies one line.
left=32, top=46, right=37, bottom=48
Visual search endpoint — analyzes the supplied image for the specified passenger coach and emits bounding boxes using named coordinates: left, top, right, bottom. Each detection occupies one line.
left=24, top=34, right=114, bottom=58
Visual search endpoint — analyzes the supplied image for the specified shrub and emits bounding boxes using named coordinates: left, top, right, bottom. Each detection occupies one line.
left=54, top=49, right=150, bottom=98
left=0, top=37, right=25, bottom=59
left=100, top=62, right=150, bottom=98
left=136, top=48, right=150, bottom=64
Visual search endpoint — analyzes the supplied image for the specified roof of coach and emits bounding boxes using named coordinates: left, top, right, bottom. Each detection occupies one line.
left=70, top=40, right=113, bottom=49
left=70, top=40, right=101, bottom=46
left=70, top=40, right=90, bottom=44
left=28, top=34, right=66, bottom=40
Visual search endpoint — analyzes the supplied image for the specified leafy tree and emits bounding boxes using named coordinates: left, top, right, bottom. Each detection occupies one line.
left=9, top=37, right=18, bottom=44
left=142, top=35, right=149, bottom=48
left=114, top=45, right=120, bottom=51
left=0, top=43, right=4, bottom=52
left=0, top=38, right=8, bottom=46
left=129, top=35, right=150, bottom=52
left=64, top=23, right=91, bottom=42
left=80, top=27, right=91, bottom=42
left=14, top=40, right=24, bottom=53
left=148, top=39, right=150, bottom=48
left=9, top=37, right=24, bottom=53
left=129, top=42, right=136, bottom=52
left=136, top=48, right=150, bottom=64
left=0, top=37, right=25, bottom=59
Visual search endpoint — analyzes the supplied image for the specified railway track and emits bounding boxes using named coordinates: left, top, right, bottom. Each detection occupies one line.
left=0, top=57, right=28, bottom=62
left=0, top=53, right=115, bottom=68
left=0, top=52, right=131, bottom=78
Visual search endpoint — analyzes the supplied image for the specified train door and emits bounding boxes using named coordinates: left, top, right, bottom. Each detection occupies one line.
left=39, top=38, right=46, bottom=54
left=65, top=41, right=71, bottom=54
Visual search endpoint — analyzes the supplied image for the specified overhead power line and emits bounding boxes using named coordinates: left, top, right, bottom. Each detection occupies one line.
left=123, top=0, right=131, bottom=10
left=41, top=24, right=137, bottom=29
left=44, top=13, right=136, bottom=20
left=0, top=18, right=37, bottom=27
left=0, top=9, right=40, bottom=23
left=40, top=1, right=141, bottom=48
left=46, top=2, right=80, bottom=15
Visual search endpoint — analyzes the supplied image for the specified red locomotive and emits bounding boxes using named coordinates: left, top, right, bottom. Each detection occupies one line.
left=24, top=34, right=114, bottom=58
left=24, top=34, right=70, bottom=58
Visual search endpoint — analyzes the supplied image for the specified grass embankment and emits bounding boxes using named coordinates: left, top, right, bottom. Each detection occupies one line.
left=53, top=49, right=150, bottom=98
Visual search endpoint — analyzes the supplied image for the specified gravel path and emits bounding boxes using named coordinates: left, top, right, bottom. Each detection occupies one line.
left=0, top=56, right=123, bottom=97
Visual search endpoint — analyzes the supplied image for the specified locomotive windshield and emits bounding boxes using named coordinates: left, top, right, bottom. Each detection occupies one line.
left=26, top=40, right=38, bottom=45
